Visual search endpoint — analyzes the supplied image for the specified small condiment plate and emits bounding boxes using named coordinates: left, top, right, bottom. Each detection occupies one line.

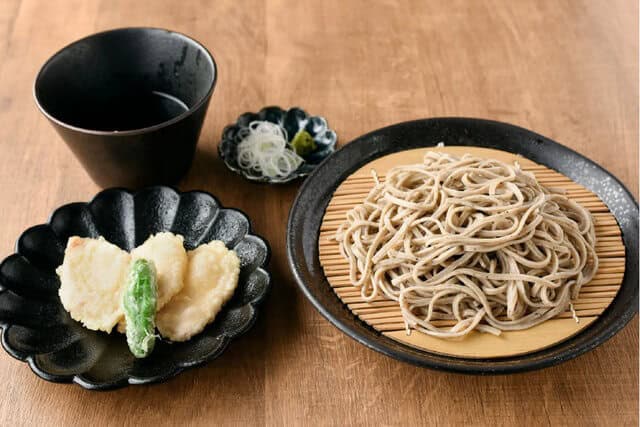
left=219, top=106, right=337, bottom=184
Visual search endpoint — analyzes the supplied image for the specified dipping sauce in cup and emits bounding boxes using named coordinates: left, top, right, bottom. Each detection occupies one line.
left=34, top=27, right=217, bottom=188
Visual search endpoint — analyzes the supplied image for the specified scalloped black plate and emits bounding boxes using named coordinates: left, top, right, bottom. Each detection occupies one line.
left=0, top=186, right=271, bottom=389
left=219, top=106, right=337, bottom=184
left=287, top=117, right=638, bottom=374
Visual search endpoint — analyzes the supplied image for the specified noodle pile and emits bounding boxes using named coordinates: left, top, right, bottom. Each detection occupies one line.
left=335, top=152, right=598, bottom=338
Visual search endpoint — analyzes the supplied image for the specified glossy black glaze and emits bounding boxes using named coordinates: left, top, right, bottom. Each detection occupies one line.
left=0, top=187, right=271, bottom=389
left=219, top=106, right=337, bottom=183
left=287, top=117, right=638, bottom=374
left=34, top=28, right=217, bottom=188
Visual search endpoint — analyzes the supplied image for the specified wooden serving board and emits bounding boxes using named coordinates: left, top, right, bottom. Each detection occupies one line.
left=318, top=147, right=625, bottom=359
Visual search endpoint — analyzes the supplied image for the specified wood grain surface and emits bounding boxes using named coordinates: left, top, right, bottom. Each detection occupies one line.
left=0, top=0, right=637, bottom=426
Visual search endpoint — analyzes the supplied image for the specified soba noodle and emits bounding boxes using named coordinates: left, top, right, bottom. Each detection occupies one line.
left=335, top=152, right=598, bottom=338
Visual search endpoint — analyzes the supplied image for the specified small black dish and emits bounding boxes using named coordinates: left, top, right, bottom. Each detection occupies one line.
left=34, top=28, right=217, bottom=188
left=287, top=117, right=638, bottom=375
left=219, top=106, right=337, bottom=184
left=0, top=186, right=270, bottom=390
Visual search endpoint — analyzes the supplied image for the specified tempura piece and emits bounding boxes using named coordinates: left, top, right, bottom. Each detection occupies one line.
left=156, top=241, right=240, bottom=342
left=131, top=232, right=187, bottom=310
left=57, top=236, right=130, bottom=332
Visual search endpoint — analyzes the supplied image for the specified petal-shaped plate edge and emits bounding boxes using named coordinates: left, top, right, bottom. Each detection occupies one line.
left=218, top=106, right=338, bottom=184
left=0, top=186, right=271, bottom=390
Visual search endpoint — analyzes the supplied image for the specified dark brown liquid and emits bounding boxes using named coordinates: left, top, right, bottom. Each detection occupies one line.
left=66, top=91, right=189, bottom=132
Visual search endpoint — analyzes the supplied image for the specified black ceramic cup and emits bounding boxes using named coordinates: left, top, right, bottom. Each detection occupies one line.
left=34, top=28, right=217, bottom=188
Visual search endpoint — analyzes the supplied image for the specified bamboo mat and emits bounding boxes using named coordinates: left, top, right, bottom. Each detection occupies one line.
left=318, top=147, right=625, bottom=358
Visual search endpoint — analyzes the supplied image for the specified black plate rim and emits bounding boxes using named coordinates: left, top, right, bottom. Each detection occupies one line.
left=287, top=117, right=638, bottom=375
left=0, top=185, right=271, bottom=390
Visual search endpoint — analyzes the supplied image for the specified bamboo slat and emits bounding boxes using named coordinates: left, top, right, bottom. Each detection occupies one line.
left=317, top=147, right=625, bottom=358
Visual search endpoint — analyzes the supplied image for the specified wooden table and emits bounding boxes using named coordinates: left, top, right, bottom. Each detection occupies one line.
left=0, top=0, right=637, bottom=425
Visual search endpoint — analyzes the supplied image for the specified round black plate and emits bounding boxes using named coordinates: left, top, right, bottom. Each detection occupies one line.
left=287, top=117, right=638, bottom=374
left=0, top=186, right=271, bottom=389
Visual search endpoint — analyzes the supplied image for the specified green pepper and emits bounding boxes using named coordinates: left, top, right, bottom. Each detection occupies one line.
left=123, top=259, right=158, bottom=358
left=290, top=130, right=317, bottom=156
